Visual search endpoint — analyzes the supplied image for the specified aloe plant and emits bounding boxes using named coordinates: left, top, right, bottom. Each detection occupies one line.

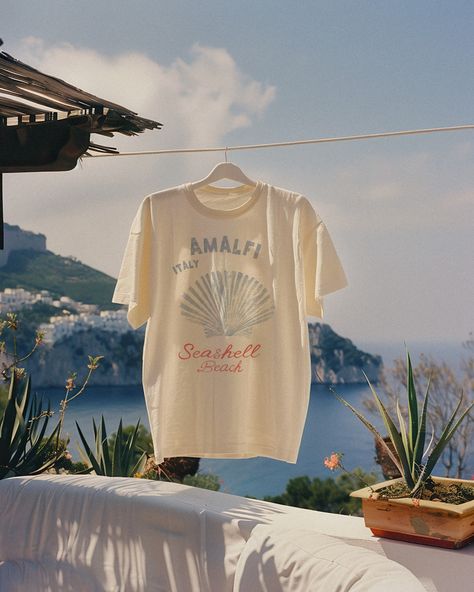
left=76, top=416, right=147, bottom=477
left=0, top=373, right=64, bottom=479
left=331, top=351, right=474, bottom=495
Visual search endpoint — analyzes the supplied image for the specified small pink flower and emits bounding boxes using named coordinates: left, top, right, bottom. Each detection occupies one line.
left=324, top=452, right=342, bottom=471
left=412, top=498, right=421, bottom=507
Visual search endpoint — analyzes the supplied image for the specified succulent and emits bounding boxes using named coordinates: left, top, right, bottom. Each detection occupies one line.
left=0, top=312, right=102, bottom=480
left=0, top=373, right=63, bottom=479
left=76, top=416, right=147, bottom=477
left=332, top=351, right=474, bottom=495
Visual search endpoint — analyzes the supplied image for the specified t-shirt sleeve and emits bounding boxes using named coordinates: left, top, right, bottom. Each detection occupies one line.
left=300, top=199, right=348, bottom=318
left=112, top=197, right=152, bottom=329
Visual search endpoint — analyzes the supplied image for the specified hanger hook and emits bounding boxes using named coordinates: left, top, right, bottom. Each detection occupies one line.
left=224, top=146, right=228, bottom=163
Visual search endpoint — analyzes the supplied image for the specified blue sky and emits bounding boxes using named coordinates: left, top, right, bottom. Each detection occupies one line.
left=3, top=1, right=473, bottom=346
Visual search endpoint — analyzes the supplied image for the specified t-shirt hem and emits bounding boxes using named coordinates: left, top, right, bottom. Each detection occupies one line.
left=158, top=447, right=299, bottom=464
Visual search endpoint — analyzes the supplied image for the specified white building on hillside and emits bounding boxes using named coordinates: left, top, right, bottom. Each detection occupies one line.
left=0, top=287, right=57, bottom=312
left=0, top=287, right=131, bottom=344
left=0, top=288, right=35, bottom=310
left=39, top=309, right=131, bottom=344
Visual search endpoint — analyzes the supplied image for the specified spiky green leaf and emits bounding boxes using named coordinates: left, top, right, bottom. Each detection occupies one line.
left=363, top=372, right=415, bottom=488
left=100, top=416, right=111, bottom=473
left=112, top=419, right=124, bottom=476
left=122, top=419, right=141, bottom=472
left=130, top=451, right=147, bottom=476
left=406, top=351, right=419, bottom=453
left=412, top=375, right=431, bottom=476
left=413, top=398, right=474, bottom=491
left=396, top=398, right=410, bottom=465
left=0, top=374, right=22, bottom=462
left=75, top=421, right=102, bottom=475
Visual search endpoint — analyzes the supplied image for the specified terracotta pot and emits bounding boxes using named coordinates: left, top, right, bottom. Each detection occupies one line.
left=350, top=476, right=474, bottom=549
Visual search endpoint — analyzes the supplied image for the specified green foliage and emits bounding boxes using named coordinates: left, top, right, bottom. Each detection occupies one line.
left=0, top=249, right=118, bottom=309
left=333, top=351, right=474, bottom=495
left=0, top=383, right=8, bottom=417
left=35, top=435, right=68, bottom=466
left=76, top=416, right=147, bottom=477
left=264, top=469, right=378, bottom=515
left=108, top=423, right=153, bottom=466
left=183, top=472, right=221, bottom=491
left=32, top=436, right=86, bottom=473
left=67, top=460, right=90, bottom=473
left=0, top=373, right=63, bottom=479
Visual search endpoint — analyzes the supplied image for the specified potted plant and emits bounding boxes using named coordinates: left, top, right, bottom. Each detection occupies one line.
left=329, top=351, right=474, bottom=549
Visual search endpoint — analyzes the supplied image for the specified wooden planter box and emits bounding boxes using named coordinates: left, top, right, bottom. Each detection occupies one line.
left=351, top=476, right=474, bottom=549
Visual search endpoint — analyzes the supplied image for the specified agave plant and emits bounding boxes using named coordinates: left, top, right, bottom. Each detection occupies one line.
left=0, top=312, right=103, bottom=479
left=0, top=373, right=63, bottom=479
left=76, top=416, right=147, bottom=477
left=332, top=351, right=474, bottom=495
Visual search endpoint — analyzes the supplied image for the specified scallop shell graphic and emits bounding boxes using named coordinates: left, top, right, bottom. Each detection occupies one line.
left=180, top=271, right=275, bottom=337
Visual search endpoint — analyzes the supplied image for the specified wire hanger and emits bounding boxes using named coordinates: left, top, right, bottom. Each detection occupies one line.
left=188, top=146, right=257, bottom=190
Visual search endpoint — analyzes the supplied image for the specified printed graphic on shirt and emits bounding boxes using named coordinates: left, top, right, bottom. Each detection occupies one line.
left=180, top=270, right=275, bottom=337
left=190, top=235, right=262, bottom=259
left=171, top=235, right=262, bottom=274
left=177, top=342, right=261, bottom=374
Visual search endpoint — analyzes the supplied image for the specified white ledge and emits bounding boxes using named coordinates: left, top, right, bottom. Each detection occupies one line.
left=0, top=474, right=471, bottom=591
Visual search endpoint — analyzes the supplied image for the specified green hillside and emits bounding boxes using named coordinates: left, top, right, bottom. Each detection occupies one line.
left=0, top=249, right=118, bottom=308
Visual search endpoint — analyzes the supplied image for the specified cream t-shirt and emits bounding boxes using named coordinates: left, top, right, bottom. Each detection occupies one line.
left=112, top=181, right=348, bottom=463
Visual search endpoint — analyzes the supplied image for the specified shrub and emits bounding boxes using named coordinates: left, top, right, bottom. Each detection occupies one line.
left=264, top=469, right=379, bottom=516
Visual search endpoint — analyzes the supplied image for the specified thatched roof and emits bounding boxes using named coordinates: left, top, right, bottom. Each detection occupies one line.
left=0, top=43, right=163, bottom=248
left=0, top=49, right=162, bottom=153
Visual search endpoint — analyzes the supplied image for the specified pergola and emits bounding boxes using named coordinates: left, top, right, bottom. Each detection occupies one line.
left=0, top=42, right=162, bottom=247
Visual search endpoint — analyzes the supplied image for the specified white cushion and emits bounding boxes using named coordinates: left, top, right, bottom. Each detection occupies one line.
left=0, top=560, right=98, bottom=592
left=233, top=524, right=427, bottom=592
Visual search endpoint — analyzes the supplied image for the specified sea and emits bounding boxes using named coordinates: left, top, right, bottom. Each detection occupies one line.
left=42, top=342, right=473, bottom=499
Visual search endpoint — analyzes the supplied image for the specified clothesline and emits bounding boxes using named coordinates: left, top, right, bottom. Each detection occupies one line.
left=84, top=124, right=474, bottom=158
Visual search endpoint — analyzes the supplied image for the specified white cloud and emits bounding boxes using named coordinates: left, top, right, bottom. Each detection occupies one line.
left=16, top=37, right=276, bottom=147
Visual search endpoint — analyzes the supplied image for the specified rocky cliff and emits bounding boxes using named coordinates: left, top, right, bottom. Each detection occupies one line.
left=24, top=323, right=382, bottom=387
left=308, top=322, right=382, bottom=384
left=27, top=329, right=144, bottom=387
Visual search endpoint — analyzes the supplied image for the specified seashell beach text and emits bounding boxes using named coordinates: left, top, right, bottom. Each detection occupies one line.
left=178, top=342, right=261, bottom=373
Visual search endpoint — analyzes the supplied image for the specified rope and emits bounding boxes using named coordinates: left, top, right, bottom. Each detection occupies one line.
left=84, top=124, right=474, bottom=159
